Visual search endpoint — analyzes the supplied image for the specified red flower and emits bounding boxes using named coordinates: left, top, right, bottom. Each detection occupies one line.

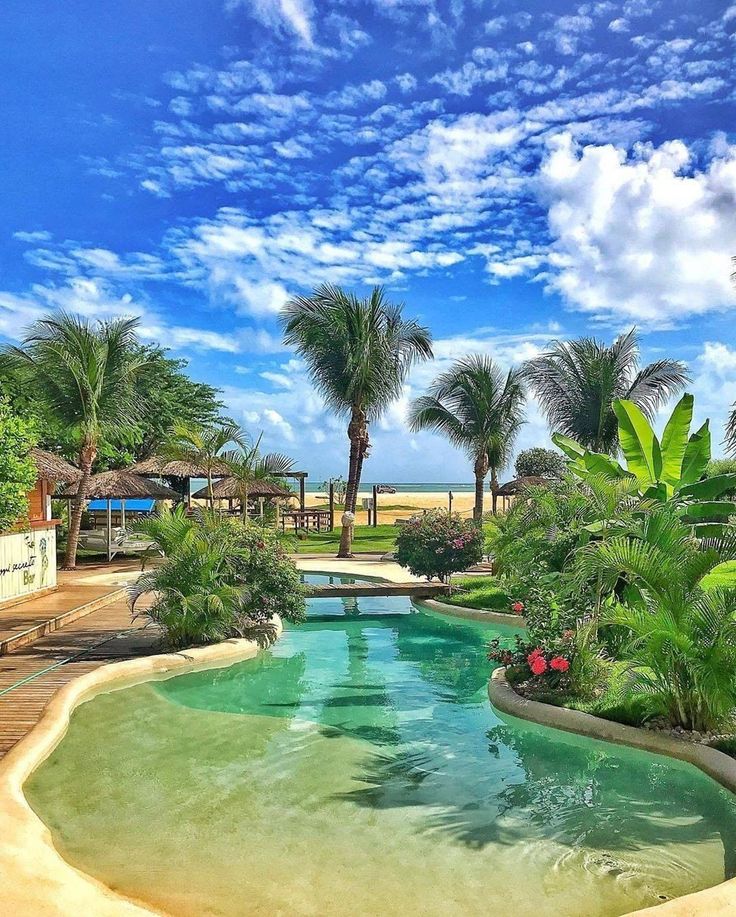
left=527, top=647, right=543, bottom=662
left=550, top=656, right=570, bottom=673
left=529, top=656, right=547, bottom=676
left=511, top=601, right=525, bottom=614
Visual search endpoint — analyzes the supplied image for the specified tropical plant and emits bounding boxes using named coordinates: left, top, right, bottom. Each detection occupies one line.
left=395, top=510, right=483, bottom=582
left=523, top=329, right=688, bottom=453
left=222, top=436, right=294, bottom=518
left=321, top=475, right=347, bottom=505
left=130, top=506, right=305, bottom=648
left=555, top=393, right=736, bottom=535
left=1, top=313, right=150, bottom=568
left=408, top=355, right=526, bottom=518
left=0, top=399, right=37, bottom=533
left=281, top=284, right=432, bottom=556
left=575, top=508, right=736, bottom=732
left=165, top=420, right=246, bottom=510
left=514, top=447, right=566, bottom=480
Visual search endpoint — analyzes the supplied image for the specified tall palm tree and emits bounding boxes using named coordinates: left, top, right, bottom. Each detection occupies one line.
left=408, top=356, right=526, bottom=519
left=165, top=420, right=246, bottom=510
left=281, top=284, right=432, bottom=557
left=222, top=436, right=295, bottom=519
left=2, top=313, right=150, bottom=569
left=523, top=329, right=688, bottom=454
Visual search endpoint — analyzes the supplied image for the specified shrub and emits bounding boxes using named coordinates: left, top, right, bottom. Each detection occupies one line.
left=489, top=633, right=574, bottom=692
left=0, top=399, right=37, bottom=533
left=514, top=447, right=565, bottom=480
left=130, top=507, right=306, bottom=648
left=395, top=510, right=483, bottom=582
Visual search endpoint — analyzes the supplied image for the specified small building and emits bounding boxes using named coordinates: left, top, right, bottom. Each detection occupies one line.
left=0, top=449, right=80, bottom=608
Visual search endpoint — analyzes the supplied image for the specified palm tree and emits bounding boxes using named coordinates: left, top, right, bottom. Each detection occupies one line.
left=523, top=328, right=688, bottom=454
left=281, top=284, right=432, bottom=557
left=222, top=436, right=295, bottom=519
left=2, top=313, right=150, bottom=569
left=575, top=507, right=736, bottom=732
left=165, top=420, right=246, bottom=510
left=408, top=356, right=526, bottom=519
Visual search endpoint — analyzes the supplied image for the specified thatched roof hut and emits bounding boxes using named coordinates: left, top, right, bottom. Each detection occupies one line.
left=191, top=478, right=293, bottom=501
left=128, top=456, right=231, bottom=478
left=31, top=448, right=81, bottom=484
left=61, top=470, right=179, bottom=501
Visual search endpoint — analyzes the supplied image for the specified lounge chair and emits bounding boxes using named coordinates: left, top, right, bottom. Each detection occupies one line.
left=79, top=528, right=162, bottom=560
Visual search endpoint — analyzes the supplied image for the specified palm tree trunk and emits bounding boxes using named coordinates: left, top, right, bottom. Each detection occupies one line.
left=63, top=441, right=96, bottom=570
left=490, top=467, right=499, bottom=516
left=339, top=408, right=369, bottom=558
left=473, top=454, right=488, bottom=521
left=241, top=484, right=249, bottom=521
left=207, top=467, right=214, bottom=511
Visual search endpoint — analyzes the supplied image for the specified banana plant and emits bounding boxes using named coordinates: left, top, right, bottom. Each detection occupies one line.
left=554, top=393, right=736, bottom=536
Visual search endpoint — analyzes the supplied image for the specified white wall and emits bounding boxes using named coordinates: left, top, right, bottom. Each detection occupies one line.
left=0, top=526, right=57, bottom=604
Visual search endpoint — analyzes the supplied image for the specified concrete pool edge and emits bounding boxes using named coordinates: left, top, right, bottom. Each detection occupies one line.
left=0, top=620, right=283, bottom=917
left=489, top=666, right=736, bottom=916
left=423, top=596, right=527, bottom=627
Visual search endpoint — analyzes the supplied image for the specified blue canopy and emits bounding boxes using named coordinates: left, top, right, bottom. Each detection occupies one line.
left=87, top=499, right=155, bottom=512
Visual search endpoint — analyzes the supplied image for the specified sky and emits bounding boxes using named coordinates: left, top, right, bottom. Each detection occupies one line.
left=1, top=0, right=736, bottom=482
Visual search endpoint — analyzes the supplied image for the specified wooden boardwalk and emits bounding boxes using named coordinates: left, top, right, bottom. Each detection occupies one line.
left=306, top=581, right=449, bottom=599
left=0, top=595, right=159, bottom=759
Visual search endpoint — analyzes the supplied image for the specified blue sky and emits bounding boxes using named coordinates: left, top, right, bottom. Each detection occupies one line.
left=2, top=0, right=736, bottom=481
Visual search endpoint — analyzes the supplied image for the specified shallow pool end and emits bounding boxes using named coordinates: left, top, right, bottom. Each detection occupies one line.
left=489, top=666, right=736, bottom=917
left=0, top=618, right=282, bottom=917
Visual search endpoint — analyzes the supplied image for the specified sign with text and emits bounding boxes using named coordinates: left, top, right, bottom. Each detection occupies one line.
left=0, top=526, right=57, bottom=604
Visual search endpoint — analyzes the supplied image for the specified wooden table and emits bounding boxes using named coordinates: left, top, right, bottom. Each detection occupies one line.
left=281, top=510, right=332, bottom=532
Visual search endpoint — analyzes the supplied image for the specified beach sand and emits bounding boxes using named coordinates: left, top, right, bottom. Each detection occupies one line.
left=303, top=489, right=485, bottom=525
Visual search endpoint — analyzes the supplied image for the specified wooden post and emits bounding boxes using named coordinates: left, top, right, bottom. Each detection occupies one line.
left=448, top=490, right=453, bottom=514
left=299, top=475, right=306, bottom=512
left=328, top=482, right=335, bottom=531
left=106, top=498, right=112, bottom=563
left=121, top=498, right=126, bottom=532
left=372, top=484, right=378, bottom=527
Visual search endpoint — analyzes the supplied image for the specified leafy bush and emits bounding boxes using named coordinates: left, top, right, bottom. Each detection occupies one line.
left=395, top=510, right=483, bottom=582
left=0, top=399, right=37, bottom=533
left=514, top=447, right=565, bottom=480
left=576, top=507, right=736, bottom=732
left=489, top=633, right=574, bottom=691
left=130, top=507, right=305, bottom=648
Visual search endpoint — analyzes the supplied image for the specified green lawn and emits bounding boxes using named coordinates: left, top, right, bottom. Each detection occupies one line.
left=282, top=523, right=398, bottom=554
left=444, top=575, right=512, bottom=611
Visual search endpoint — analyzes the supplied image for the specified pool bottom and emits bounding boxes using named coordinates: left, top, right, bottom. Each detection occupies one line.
left=24, top=604, right=736, bottom=917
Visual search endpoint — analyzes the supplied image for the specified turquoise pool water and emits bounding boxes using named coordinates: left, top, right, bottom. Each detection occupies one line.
left=25, top=593, right=736, bottom=917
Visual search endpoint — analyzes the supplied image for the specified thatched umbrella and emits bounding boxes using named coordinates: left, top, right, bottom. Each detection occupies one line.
left=128, top=456, right=231, bottom=506
left=495, top=475, right=548, bottom=497
left=191, top=478, right=292, bottom=501
left=31, top=448, right=81, bottom=484
left=61, top=471, right=178, bottom=561
left=191, top=476, right=293, bottom=521
left=494, top=475, right=548, bottom=513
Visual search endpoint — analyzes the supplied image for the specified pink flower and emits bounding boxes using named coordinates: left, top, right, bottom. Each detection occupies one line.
left=526, top=648, right=543, bottom=665
left=550, top=657, right=570, bottom=673
left=529, top=656, right=547, bottom=676
left=511, top=601, right=525, bottom=614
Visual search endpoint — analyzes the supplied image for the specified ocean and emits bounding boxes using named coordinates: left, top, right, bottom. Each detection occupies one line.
left=305, top=482, right=476, bottom=493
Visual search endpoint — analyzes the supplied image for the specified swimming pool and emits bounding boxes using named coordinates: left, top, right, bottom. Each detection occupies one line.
left=25, top=591, right=736, bottom=917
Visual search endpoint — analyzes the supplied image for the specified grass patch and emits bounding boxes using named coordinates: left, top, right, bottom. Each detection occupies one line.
left=441, top=575, right=512, bottom=611
left=281, top=524, right=398, bottom=555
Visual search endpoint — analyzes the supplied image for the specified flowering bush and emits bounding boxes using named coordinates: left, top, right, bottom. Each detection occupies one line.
left=488, top=633, right=574, bottom=690
left=395, top=510, right=484, bottom=582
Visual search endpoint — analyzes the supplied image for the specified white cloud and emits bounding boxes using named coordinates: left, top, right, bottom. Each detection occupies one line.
left=12, top=230, right=52, bottom=243
left=230, top=0, right=316, bottom=48
left=540, top=134, right=736, bottom=325
left=690, top=342, right=736, bottom=456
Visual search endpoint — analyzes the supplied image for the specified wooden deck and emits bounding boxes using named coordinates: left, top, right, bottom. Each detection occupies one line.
left=0, top=594, right=159, bottom=759
left=306, top=581, right=449, bottom=599
left=0, top=582, right=129, bottom=655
